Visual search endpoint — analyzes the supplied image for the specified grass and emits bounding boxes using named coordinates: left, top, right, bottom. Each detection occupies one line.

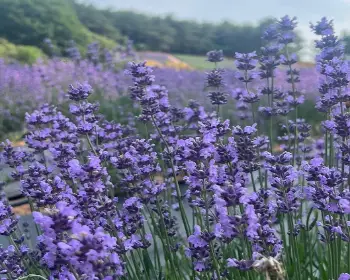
left=175, top=53, right=315, bottom=71
left=174, top=54, right=234, bottom=70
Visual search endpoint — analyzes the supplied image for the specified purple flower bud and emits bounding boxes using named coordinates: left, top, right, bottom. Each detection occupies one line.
left=206, top=50, right=224, bottom=63
left=339, top=273, right=350, bottom=280
left=67, top=83, right=92, bottom=101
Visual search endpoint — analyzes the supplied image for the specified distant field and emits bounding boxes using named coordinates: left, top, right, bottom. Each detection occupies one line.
left=174, top=54, right=234, bottom=70
left=175, top=54, right=316, bottom=71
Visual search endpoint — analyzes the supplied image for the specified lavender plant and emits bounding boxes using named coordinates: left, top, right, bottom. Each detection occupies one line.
left=1, top=15, right=350, bottom=280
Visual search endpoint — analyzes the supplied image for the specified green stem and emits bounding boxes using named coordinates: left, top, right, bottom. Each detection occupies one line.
left=287, top=215, right=301, bottom=280
left=17, top=275, right=48, bottom=280
left=151, top=115, right=191, bottom=237
left=279, top=214, right=289, bottom=274
left=269, top=117, right=273, bottom=153
left=151, top=200, right=180, bottom=279
left=68, top=264, right=80, bottom=280
left=28, top=199, right=41, bottom=236
left=325, top=129, right=328, bottom=165
left=250, top=172, right=257, bottom=192
left=130, top=251, right=143, bottom=280
left=86, top=133, right=97, bottom=156
left=202, top=180, right=221, bottom=279
left=321, top=212, right=333, bottom=279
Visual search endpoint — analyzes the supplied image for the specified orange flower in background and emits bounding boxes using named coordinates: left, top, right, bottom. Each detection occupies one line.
left=12, top=204, right=31, bottom=215
left=273, top=144, right=284, bottom=153
left=13, top=140, right=25, bottom=147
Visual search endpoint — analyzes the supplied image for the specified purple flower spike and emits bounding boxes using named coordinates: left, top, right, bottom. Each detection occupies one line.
left=339, top=273, right=350, bottom=280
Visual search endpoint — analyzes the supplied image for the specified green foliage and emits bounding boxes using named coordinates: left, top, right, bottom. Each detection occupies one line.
left=72, top=2, right=125, bottom=43
left=343, top=32, right=350, bottom=55
left=297, top=99, right=324, bottom=133
left=0, top=0, right=115, bottom=56
left=0, top=38, right=44, bottom=63
left=101, top=11, right=282, bottom=55
left=74, top=6, right=302, bottom=56
left=0, top=0, right=304, bottom=58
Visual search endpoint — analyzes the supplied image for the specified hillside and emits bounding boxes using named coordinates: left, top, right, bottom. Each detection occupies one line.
left=6, top=0, right=350, bottom=59
left=0, top=0, right=279, bottom=57
left=0, top=38, right=45, bottom=64
left=0, top=0, right=116, bottom=55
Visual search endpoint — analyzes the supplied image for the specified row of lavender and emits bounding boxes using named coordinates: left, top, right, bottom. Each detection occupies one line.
left=0, top=15, right=349, bottom=280
left=0, top=43, right=319, bottom=139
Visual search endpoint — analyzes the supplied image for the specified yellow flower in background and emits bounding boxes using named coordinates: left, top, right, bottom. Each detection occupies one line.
left=165, top=60, right=192, bottom=70
left=145, top=60, right=163, bottom=68
left=165, top=54, right=192, bottom=70
left=141, top=53, right=192, bottom=70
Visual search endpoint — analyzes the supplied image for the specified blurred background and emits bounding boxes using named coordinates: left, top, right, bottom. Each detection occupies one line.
left=1, top=0, right=350, bottom=65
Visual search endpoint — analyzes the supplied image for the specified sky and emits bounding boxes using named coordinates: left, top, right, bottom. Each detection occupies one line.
left=86, top=0, right=350, bottom=60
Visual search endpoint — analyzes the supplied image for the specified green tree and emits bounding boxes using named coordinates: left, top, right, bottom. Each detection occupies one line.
left=343, top=33, right=350, bottom=56
left=72, top=2, right=124, bottom=43
left=0, top=38, right=45, bottom=64
left=0, top=0, right=115, bottom=55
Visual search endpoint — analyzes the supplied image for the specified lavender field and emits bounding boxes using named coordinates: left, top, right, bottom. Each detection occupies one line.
left=2, top=14, right=350, bottom=280
left=0, top=55, right=320, bottom=140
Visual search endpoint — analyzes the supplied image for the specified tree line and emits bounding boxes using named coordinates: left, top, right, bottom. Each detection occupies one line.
left=2, top=0, right=350, bottom=58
